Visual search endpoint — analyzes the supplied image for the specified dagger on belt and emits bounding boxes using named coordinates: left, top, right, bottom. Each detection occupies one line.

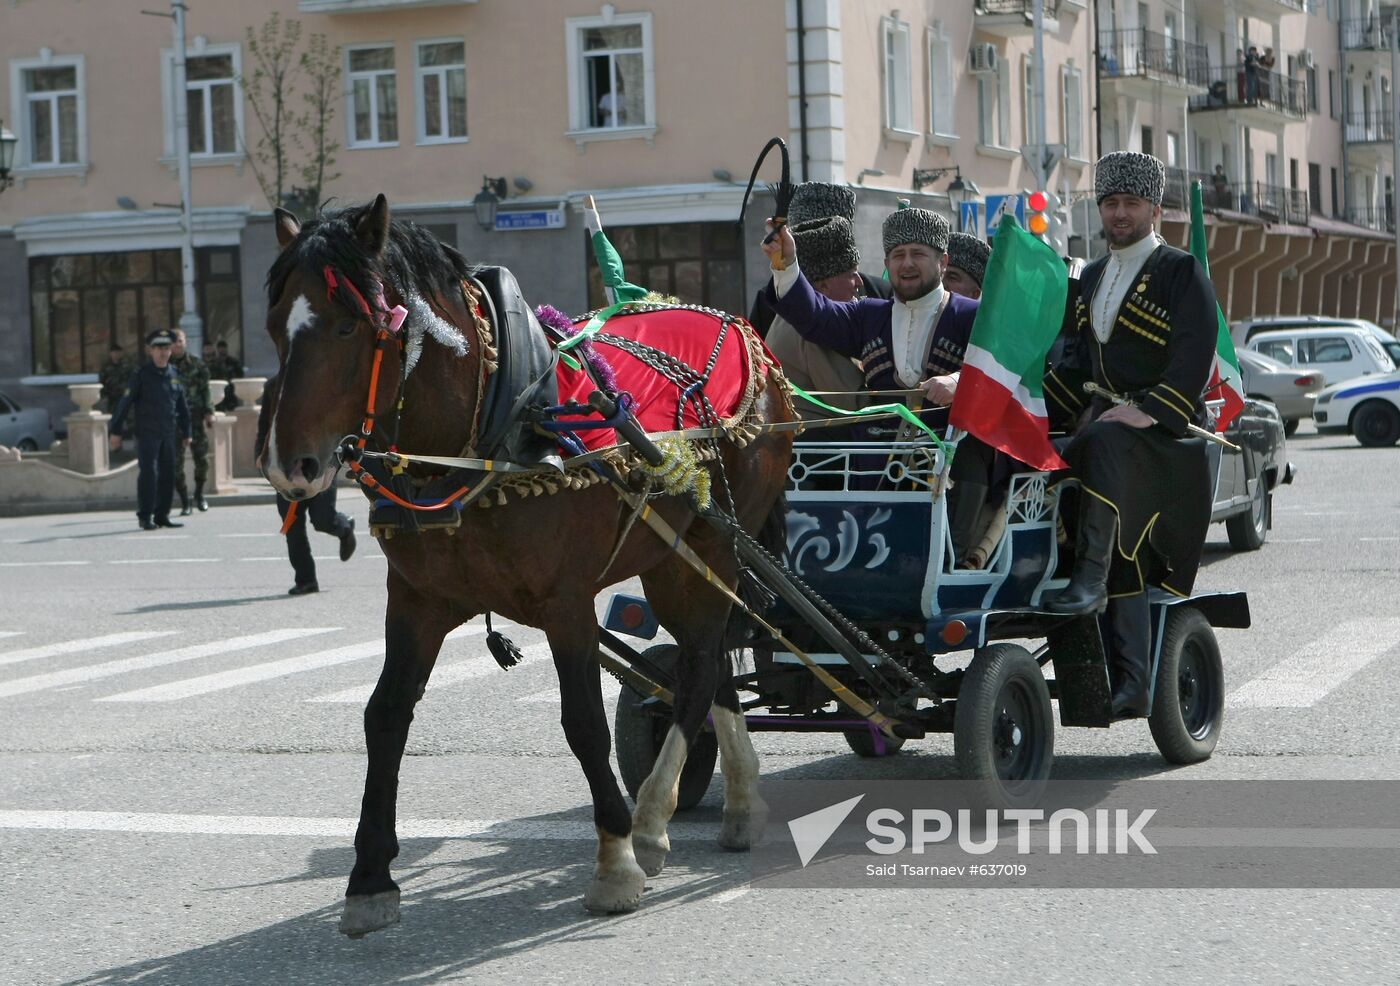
left=1083, top=382, right=1241, bottom=451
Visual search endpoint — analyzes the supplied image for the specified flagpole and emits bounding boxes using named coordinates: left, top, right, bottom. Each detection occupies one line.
left=585, top=195, right=617, bottom=307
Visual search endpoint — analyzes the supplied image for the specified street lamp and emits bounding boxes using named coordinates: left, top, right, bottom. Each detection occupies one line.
left=473, top=176, right=508, bottom=230
left=0, top=120, right=19, bottom=195
left=912, top=166, right=983, bottom=230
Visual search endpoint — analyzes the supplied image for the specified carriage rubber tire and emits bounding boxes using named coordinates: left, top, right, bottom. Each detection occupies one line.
left=953, top=644, right=1054, bottom=809
left=1352, top=400, right=1400, bottom=447
left=613, top=645, right=718, bottom=811
left=1148, top=607, right=1225, bottom=765
left=843, top=727, right=907, bottom=758
left=1225, top=479, right=1269, bottom=551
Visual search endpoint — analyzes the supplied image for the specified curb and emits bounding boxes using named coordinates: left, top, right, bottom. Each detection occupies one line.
left=0, top=489, right=279, bottom=518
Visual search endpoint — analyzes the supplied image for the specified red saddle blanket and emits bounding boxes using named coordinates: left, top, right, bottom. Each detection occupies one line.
left=554, top=307, right=760, bottom=453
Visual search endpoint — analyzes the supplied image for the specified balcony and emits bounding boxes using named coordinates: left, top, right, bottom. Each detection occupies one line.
left=1161, top=168, right=1217, bottom=210
left=974, top=0, right=1060, bottom=37
left=1099, top=29, right=1209, bottom=96
left=1188, top=65, right=1306, bottom=124
left=298, top=0, right=478, bottom=12
left=1342, top=17, right=1396, bottom=53
left=1346, top=111, right=1395, bottom=145
left=1347, top=205, right=1396, bottom=232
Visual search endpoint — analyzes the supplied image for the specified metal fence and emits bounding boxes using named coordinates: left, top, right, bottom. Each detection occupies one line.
left=1188, top=65, right=1306, bottom=119
left=975, top=0, right=1062, bottom=15
left=1344, top=111, right=1395, bottom=144
left=1341, top=17, right=1396, bottom=50
left=1098, top=29, right=1209, bottom=88
left=1347, top=205, right=1396, bottom=232
left=1162, top=168, right=1217, bottom=210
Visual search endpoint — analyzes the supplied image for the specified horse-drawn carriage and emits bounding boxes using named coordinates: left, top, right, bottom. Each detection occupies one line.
left=602, top=432, right=1250, bottom=812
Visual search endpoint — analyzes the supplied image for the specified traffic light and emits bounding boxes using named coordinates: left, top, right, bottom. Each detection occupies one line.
left=1027, top=190, right=1051, bottom=236
left=1027, top=190, right=1068, bottom=257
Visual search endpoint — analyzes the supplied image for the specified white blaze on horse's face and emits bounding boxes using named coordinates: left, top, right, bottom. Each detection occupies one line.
left=286, top=294, right=317, bottom=342
left=264, top=293, right=337, bottom=500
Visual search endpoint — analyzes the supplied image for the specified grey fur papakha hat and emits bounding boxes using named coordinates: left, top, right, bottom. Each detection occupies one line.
left=945, top=232, right=992, bottom=286
left=788, top=182, right=857, bottom=226
left=881, top=207, right=951, bottom=255
left=1094, top=151, right=1166, bottom=205
left=793, top=216, right=861, bottom=283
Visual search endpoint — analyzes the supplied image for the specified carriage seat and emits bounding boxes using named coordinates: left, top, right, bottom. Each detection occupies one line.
left=468, top=265, right=563, bottom=472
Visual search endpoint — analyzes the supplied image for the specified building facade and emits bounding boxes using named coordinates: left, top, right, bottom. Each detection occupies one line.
left=0, top=0, right=1394, bottom=423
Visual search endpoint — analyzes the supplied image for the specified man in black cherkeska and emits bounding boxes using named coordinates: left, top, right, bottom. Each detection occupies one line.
left=1039, top=150, right=1220, bottom=719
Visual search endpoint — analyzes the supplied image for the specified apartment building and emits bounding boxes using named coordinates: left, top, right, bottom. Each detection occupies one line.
left=0, top=0, right=1393, bottom=422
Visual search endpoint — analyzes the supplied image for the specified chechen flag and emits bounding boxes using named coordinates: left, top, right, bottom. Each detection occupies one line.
left=1189, top=181, right=1245, bottom=432
left=949, top=217, right=1069, bottom=471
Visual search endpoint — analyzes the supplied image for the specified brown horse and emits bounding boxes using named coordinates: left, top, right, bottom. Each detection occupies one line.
left=260, top=195, right=794, bottom=936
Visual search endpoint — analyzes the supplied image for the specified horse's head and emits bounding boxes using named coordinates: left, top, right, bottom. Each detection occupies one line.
left=262, top=194, right=405, bottom=499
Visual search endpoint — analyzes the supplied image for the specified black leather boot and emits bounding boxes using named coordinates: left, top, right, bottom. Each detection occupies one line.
left=194, top=481, right=208, bottom=512
left=1107, top=594, right=1152, bottom=718
left=178, top=490, right=192, bottom=516
left=948, top=481, right=989, bottom=568
left=1042, top=496, right=1118, bottom=615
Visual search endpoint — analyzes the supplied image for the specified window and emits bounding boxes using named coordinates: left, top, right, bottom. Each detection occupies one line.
left=415, top=39, right=466, bottom=143
left=1329, top=69, right=1339, bottom=118
left=1022, top=56, right=1038, bottom=145
left=566, top=12, right=654, bottom=138
left=1307, top=65, right=1319, bottom=112
left=1300, top=337, right=1353, bottom=363
left=185, top=54, right=237, bottom=156
left=1061, top=65, right=1083, bottom=158
left=882, top=16, right=913, bottom=133
left=978, top=62, right=1010, bottom=148
left=1309, top=162, right=1322, bottom=214
left=1256, top=340, right=1294, bottom=364
left=1331, top=167, right=1339, bottom=215
left=585, top=223, right=744, bottom=314
left=347, top=45, right=398, bottom=146
left=28, top=247, right=242, bottom=376
left=1167, top=131, right=1181, bottom=168
left=1141, top=125, right=1153, bottom=156
left=16, top=58, right=84, bottom=167
left=927, top=27, right=955, bottom=138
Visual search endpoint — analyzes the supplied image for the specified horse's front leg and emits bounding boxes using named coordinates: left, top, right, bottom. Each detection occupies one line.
left=547, top=614, right=647, bottom=913
left=341, top=572, right=461, bottom=938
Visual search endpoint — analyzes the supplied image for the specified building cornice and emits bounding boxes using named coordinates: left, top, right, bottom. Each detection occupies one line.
left=13, top=208, right=251, bottom=256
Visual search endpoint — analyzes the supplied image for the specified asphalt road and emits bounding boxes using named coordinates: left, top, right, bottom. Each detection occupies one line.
left=1, top=423, right=1398, bottom=985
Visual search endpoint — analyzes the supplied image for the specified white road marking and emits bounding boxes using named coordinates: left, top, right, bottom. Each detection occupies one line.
left=0, top=561, right=91, bottom=568
left=1358, top=537, right=1400, bottom=542
left=709, top=886, right=752, bottom=905
left=0, top=632, right=24, bottom=640
left=1228, top=618, right=1400, bottom=708
left=239, top=555, right=371, bottom=563
left=107, top=558, right=219, bottom=565
left=0, top=631, right=178, bottom=669
left=218, top=533, right=281, bottom=538
left=0, top=809, right=721, bottom=843
left=97, top=640, right=387, bottom=702
left=116, top=534, right=191, bottom=541
left=518, top=673, right=623, bottom=704
left=0, top=628, right=338, bottom=699
left=304, top=624, right=521, bottom=704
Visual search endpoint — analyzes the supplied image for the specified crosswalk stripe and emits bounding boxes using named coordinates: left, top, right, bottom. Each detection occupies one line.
left=518, top=675, right=623, bottom=704
left=0, top=561, right=90, bottom=568
left=1228, top=618, right=1400, bottom=708
left=306, top=637, right=548, bottom=705
left=0, top=632, right=24, bottom=640
left=0, top=628, right=339, bottom=700
left=96, top=641, right=387, bottom=702
left=0, top=631, right=178, bottom=669
left=107, top=558, right=219, bottom=565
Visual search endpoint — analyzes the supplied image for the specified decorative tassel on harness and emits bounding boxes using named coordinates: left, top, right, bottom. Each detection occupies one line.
left=484, top=612, right=523, bottom=670
left=640, top=436, right=712, bottom=509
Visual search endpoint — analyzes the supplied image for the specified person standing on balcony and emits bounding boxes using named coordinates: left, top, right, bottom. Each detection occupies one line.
left=1245, top=46, right=1260, bottom=104
left=1258, top=47, right=1275, bottom=102
left=1212, top=164, right=1232, bottom=209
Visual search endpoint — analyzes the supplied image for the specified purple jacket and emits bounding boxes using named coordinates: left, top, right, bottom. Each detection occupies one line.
left=764, top=274, right=978, bottom=393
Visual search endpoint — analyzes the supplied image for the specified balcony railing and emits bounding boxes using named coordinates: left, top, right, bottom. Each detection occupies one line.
left=1161, top=168, right=1217, bottom=210
left=1342, top=17, right=1396, bottom=51
left=1345, top=111, right=1395, bottom=144
left=1228, top=182, right=1309, bottom=224
left=1188, top=65, right=1306, bottom=119
left=1098, top=29, right=1209, bottom=89
left=1347, top=205, right=1396, bottom=232
left=975, top=0, right=1061, bottom=14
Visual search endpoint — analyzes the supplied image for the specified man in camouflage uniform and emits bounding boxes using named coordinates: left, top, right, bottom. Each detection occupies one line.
left=99, top=344, right=135, bottom=414
left=208, top=339, right=244, bottom=412
left=169, top=328, right=215, bottom=514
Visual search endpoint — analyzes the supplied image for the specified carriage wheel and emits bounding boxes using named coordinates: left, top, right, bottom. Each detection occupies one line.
left=953, top=644, right=1054, bottom=809
left=1148, top=608, right=1225, bottom=764
left=613, top=644, right=718, bottom=811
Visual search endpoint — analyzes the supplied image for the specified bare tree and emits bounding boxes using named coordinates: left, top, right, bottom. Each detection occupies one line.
left=239, top=12, right=340, bottom=217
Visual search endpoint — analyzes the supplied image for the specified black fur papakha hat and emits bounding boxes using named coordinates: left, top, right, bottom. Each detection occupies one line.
left=794, top=216, right=861, bottom=283
left=1094, top=151, right=1166, bottom=205
left=946, top=232, right=992, bottom=286
left=788, top=181, right=857, bottom=226
left=882, top=207, right=951, bottom=255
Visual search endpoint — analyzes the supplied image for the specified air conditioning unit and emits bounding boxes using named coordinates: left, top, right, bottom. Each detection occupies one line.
left=969, top=43, right=999, bottom=74
left=1299, top=49, right=1315, bottom=70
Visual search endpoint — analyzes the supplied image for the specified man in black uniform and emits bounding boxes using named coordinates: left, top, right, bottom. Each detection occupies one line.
left=1040, top=151, right=1219, bottom=718
left=108, top=330, right=192, bottom=530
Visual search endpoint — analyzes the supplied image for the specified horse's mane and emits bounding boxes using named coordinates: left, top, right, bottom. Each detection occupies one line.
left=265, top=200, right=473, bottom=310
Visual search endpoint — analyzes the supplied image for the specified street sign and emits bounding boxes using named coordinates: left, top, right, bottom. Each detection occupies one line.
left=986, top=194, right=1025, bottom=233
left=495, top=208, right=567, bottom=231
left=1019, top=143, right=1067, bottom=177
left=960, top=201, right=982, bottom=236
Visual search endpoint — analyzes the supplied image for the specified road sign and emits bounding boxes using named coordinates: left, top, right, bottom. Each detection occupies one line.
left=986, top=194, right=1025, bottom=233
left=495, top=208, right=567, bottom=231
left=1020, top=143, right=1067, bottom=177
left=960, top=201, right=982, bottom=235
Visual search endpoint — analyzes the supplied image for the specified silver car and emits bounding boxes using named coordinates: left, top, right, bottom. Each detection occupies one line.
left=1238, top=349, right=1324, bottom=436
left=0, top=391, right=55, bottom=452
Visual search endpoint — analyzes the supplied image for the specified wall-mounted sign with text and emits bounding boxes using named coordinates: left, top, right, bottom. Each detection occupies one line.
left=494, top=208, right=567, bottom=231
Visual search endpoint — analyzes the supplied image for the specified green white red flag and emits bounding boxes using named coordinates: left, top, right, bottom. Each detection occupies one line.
left=949, top=217, right=1069, bottom=471
left=583, top=195, right=649, bottom=305
left=1189, top=181, right=1245, bottom=432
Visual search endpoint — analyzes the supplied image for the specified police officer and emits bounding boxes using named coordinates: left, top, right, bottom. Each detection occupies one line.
left=169, top=328, right=215, bottom=514
left=108, top=330, right=191, bottom=530
left=98, top=344, right=135, bottom=414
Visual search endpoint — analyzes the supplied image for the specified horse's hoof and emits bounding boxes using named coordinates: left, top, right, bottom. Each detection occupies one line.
left=718, top=802, right=768, bottom=852
left=583, top=860, right=646, bottom=914
left=339, top=889, right=401, bottom=938
left=631, top=832, right=670, bottom=877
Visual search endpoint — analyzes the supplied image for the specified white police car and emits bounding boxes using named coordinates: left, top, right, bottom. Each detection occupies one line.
left=1312, top=370, right=1400, bottom=446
